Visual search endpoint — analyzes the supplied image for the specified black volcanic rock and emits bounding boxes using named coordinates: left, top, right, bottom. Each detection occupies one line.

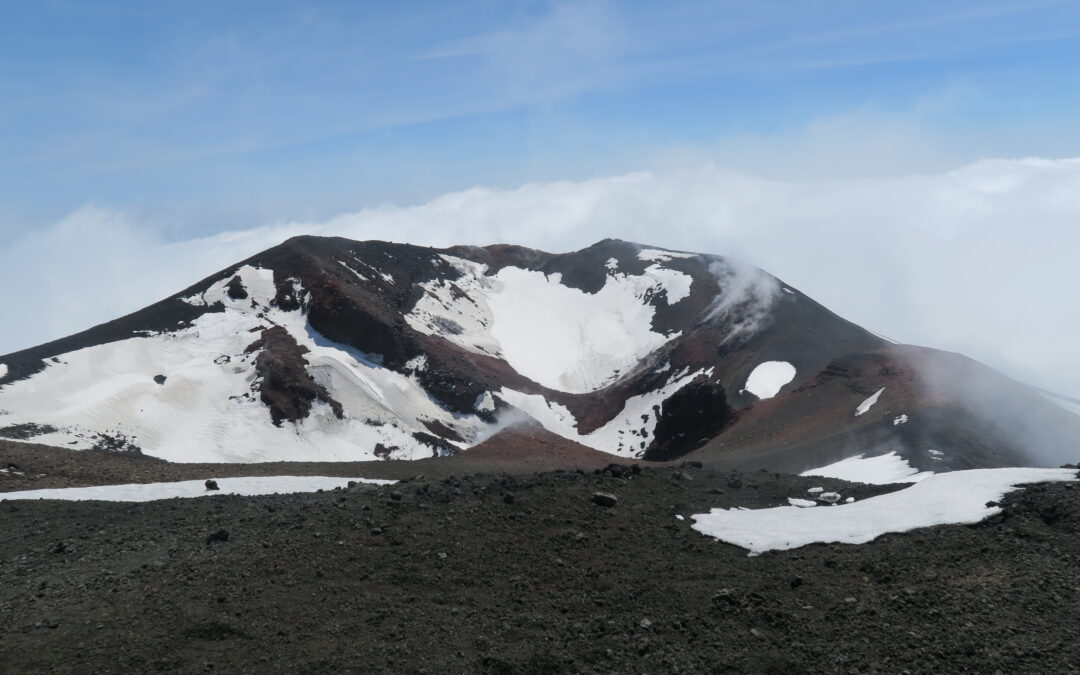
left=644, top=377, right=735, bottom=461
left=244, top=326, right=343, bottom=427
left=225, top=275, right=248, bottom=300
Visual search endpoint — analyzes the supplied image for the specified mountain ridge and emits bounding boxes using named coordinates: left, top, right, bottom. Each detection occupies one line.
left=0, top=236, right=1076, bottom=470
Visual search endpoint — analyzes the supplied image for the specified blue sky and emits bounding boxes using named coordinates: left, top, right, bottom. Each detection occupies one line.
left=3, top=1, right=1080, bottom=395
left=3, top=0, right=1080, bottom=238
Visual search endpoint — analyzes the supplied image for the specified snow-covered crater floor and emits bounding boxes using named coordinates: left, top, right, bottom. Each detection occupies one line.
left=691, top=467, right=1078, bottom=556
left=407, top=255, right=692, bottom=394
left=0, top=476, right=395, bottom=502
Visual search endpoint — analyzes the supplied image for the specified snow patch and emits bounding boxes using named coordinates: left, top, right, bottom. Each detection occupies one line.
left=787, top=498, right=817, bottom=508
left=743, top=361, right=796, bottom=399
left=855, top=387, right=885, bottom=416
left=0, top=476, right=395, bottom=502
left=0, top=364, right=7, bottom=379
left=801, top=451, right=933, bottom=485
left=182, top=265, right=278, bottom=309
left=605, top=257, right=618, bottom=271
left=691, top=468, right=1078, bottom=555
left=405, top=256, right=502, bottom=356
left=893, top=414, right=908, bottom=425
left=337, top=259, right=370, bottom=283
left=637, top=248, right=696, bottom=262
left=474, top=392, right=496, bottom=413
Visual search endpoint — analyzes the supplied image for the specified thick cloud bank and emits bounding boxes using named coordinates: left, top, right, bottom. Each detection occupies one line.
left=2, top=158, right=1079, bottom=397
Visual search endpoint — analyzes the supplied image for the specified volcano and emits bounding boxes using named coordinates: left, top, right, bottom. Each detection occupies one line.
left=0, top=236, right=1076, bottom=473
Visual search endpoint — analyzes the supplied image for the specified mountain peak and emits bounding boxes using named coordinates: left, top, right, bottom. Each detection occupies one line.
left=0, top=236, right=1076, bottom=469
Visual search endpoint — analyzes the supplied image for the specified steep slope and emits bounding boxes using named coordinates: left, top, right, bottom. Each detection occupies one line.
left=0, top=236, right=1076, bottom=469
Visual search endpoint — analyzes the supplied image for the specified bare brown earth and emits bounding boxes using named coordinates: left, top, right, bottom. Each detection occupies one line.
left=0, top=429, right=642, bottom=493
left=2, top=457, right=1079, bottom=674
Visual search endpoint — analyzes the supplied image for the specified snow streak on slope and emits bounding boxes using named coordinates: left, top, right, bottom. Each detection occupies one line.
left=0, top=363, right=7, bottom=379
left=637, top=248, right=697, bottom=262
left=0, top=476, right=395, bottom=502
left=407, top=255, right=693, bottom=393
left=1040, top=390, right=1080, bottom=417
left=0, top=266, right=493, bottom=463
left=691, top=468, right=1078, bottom=555
left=855, top=387, right=885, bottom=416
left=800, top=452, right=933, bottom=485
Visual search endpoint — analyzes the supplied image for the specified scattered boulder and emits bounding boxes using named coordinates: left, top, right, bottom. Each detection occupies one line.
left=503, top=491, right=515, bottom=505
left=592, top=492, right=618, bottom=507
left=153, top=375, right=167, bottom=385
left=205, top=529, right=229, bottom=545
left=603, top=463, right=628, bottom=478
left=205, top=479, right=219, bottom=491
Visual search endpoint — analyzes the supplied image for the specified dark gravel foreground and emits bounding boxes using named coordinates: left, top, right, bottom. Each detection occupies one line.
left=2, top=465, right=1080, bottom=674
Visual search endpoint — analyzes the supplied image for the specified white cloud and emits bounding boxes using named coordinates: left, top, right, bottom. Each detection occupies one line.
left=3, top=158, right=1080, bottom=398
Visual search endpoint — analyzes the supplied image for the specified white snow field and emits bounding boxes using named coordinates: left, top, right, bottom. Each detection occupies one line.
left=0, top=476, right=395, bottom=502
left=0, top=265, right=497, bottom=463
left=855, top=387, right=885, bottom=415
left=407, top=254, right=692, bottom=393
left=743, top=361, right=796, bottom=399
left=691, top=467, right=1078, bottom=556
left=801, top=451, right=934, bottom=485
